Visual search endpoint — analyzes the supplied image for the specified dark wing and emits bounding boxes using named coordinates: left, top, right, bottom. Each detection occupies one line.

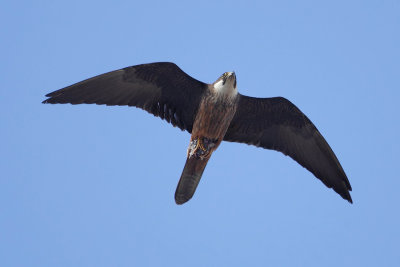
left=224, top=95, right=352, bottom=203
left=42, top=62, right=207, bottom=132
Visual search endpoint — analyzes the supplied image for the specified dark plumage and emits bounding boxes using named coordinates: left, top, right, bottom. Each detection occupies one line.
left=43, top=62, right=352, bottom=204
left=225, top=96, right=352, bottom=202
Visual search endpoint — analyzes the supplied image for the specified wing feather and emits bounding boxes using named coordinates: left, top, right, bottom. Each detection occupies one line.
left=224, top=95, right=352, bottom=203
left=42, top=62, right=207, bottom=132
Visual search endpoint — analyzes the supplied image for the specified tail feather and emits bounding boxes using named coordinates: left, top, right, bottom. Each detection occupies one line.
left=175, top=156, right=210, bottom=205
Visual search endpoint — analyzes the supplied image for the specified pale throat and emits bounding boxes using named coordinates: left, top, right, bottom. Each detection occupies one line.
left=213, top=79, right=238, bottom=99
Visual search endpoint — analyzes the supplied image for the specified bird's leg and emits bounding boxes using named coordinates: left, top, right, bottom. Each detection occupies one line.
left=197, top=139, right=206, bottom=151
left=187, top=137, right=217, bottom=160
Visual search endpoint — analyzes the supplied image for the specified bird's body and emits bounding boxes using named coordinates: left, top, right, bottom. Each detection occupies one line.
left=176, top=74, right=238, bottom=203
left=43, top=62, right=353, bottom=204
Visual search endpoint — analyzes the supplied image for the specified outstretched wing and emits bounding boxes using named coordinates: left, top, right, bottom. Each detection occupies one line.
left=42, top=62, right=207, bottom=132
left=224, top=95, right=352, bottom=203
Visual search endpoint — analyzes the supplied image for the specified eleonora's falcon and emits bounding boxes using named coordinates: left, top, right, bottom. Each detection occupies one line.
left=43, top=62, right=352, bottom=204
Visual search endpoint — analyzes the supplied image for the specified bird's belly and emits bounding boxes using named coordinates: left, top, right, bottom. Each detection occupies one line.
left=192, top=98, right=236, bottom=139
left=188, top=96, right=237, bottom=159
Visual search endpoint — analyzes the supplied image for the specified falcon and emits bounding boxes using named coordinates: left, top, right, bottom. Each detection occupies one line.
left=43, top=62, right=352, bottom=204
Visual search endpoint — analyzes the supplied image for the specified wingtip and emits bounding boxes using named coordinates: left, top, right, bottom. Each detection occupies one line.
left=42, top=93, right=54, bottom=103
left=42, top=97, right=63, bottom=104
left=342, top=180, right=353, bottom=204
left=342, top=191, right=353, bottom=204
left=42, top=98, right=55, bottom=104
left=44, top=91, right=55, bottom=97
left=346, top=194, right=353, bottom=204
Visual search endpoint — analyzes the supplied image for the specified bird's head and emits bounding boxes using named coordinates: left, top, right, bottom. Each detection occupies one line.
left=213, top=71, right=237, bottom=97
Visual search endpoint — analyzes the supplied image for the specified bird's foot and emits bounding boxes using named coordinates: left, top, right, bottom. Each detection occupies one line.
left=187, top=137, right=217, bottom=160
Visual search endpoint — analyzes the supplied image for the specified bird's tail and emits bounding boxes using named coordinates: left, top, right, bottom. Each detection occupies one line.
left=175, top=156, right=211, bottom=205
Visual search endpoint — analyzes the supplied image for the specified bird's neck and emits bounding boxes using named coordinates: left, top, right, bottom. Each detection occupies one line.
left=212, top=80, right=238, bottom=100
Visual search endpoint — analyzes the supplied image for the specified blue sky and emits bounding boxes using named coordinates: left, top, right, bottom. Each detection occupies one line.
left=1, top=0, right=399, bottom=266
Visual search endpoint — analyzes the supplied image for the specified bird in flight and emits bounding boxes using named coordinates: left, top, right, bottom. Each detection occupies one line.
left=43, top=62, right=352, bottom=204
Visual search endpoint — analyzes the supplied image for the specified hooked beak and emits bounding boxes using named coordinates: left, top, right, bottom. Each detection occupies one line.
left=223, top=72, right=236, bottom=85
